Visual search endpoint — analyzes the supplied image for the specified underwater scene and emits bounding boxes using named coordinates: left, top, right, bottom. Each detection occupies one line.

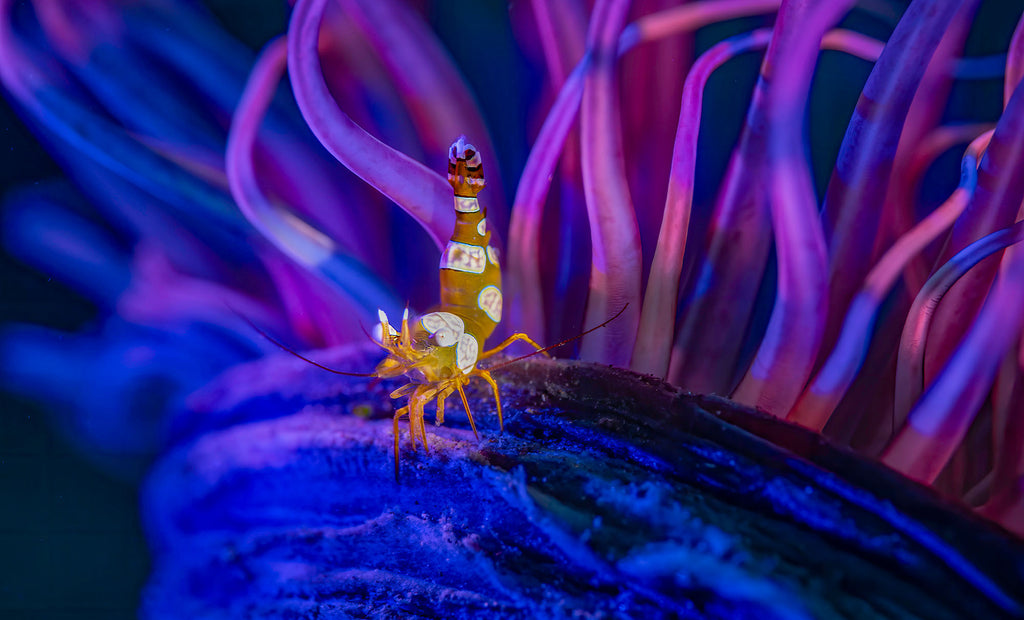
left=2, top=0, right=1024, bottom=617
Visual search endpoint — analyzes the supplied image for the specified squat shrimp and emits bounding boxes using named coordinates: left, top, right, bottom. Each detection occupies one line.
left=372, top=136, right=547, bottom=473
left=245, top=137, right=622, bottom=477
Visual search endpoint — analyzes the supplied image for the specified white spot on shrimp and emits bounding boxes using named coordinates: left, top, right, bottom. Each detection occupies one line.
left=477, top=285, right=502, bottom=323
left=440, top=241, right=486, bottom=273
left=477, top=218, right=487, bottom=236
left=455, top=196, right=480, bottom=213
left=456, top=333, right=479, bottom=373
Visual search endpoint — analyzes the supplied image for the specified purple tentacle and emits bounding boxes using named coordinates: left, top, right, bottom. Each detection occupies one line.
left=821, top=0, right=970, bottom=357
left=922, top=74, right=1024, bottom=389
left=730, top=0, right=852, bottom=415
left=618, top=0, right=781, bottom=51
left=287, top=0, right=452, bottom=250
left=790, top=130, right=989, bottom=431
left=339, top=0, right=507, bottom=225
left=507, top=60, right=587, bottom=343
left=510, top=0, right=783, bottom=350
left=529, top=0, right=586, bottom=88
left=894, top=220, right=1024, bottom=430
left=883, top=225, right=1024, bottom=483
left=633, top=29, right=773, bottom=378
left=578, top=0, right=641, bottom=365
left=226, top=36, right=401, bottom=322
left=874, top=4, right=978, bottom=293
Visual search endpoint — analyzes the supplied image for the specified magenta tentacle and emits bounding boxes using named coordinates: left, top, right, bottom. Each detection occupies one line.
left=634, top=26, right=880, bottom=380
left=618, top=0, right=781, bottom=52
left=507, top=60, right=587, bottom=343
left=668, top=95, right=772, bottom=393
left=577, top=0, right=641, bottom=365
left=922, top=76, right=1024, bottom=389
left=226, top=36, right=400, bottom=323
left=667, top=27, right=881, bottom=393
left=883, top=124, right=996, bottom=294
left=730, top=0, right=851, bottom=415
left=820, top=0, right=969, bottom=358
left=894, top=219, right=1024, bottom=431
left=883, top=223, right=1024, bottom=483
left=228, top=37, right=333, bottom=269
left=287, top=0, right=452, bottom=250
left=620, top=0, right=694, bottom=265
left=506, top=0, right=587, bottom=343
left=529, top=0, right=586, bottom=89
left=510, top=0, right=784, bottom=349
left=339, top=0, right=507, bottom=224
left=789, top=130, right=990, bottom=431
left=632, top=29, right=772, bottom=378
left=875, top=4, right=977, bottom=284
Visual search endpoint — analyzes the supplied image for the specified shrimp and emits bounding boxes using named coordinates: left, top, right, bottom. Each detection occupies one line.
left=373, top=137, right=545, bottom=474
left=243, top=136, right=622, bottom=478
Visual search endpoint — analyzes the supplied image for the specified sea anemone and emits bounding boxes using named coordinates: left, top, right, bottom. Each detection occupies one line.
left=3, top=0, right=1024, bottom=615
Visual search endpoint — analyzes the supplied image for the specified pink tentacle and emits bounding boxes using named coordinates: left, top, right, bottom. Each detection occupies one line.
left=636, top=27, right=880, bottom=380
left=510, top=0, right=784, bottom=354
left=874, top=6, right=978, bottom=294
left=731, top=0, right=853, bottom=415
left=287, top=0, right=452, bottom=250
left=922, top=70, right=1024, bottom=391
left=789, top=130, right=990, bottom=431
left=228, top=38, right=335, bottom=270
left=529, top=0, right=587, bottom=89
left=820, top=0, right=973, bottom=363
left=619, top=0, right=782, bottom=51
left=507, top=61, right=587, bottom=343
left=883, top=230, right=1024, bottom=483
left=632, top=28, right=773, bottom=378
left=894, top=220, right=1024, bottom=428
left=578, top=0, right=642, bottom=365
left=339, top=0, right=507, bottom=225
left=226, top=35, right=400, bottom=328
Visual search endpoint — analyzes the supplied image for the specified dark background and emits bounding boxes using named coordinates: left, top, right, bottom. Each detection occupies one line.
left=0, top=89, right=148, bottom=618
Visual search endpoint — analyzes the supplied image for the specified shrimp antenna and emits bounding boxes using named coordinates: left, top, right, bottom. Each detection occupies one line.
left=486, top=304, right=629, bottom=372
left=232, top=307, right=376, bottom=378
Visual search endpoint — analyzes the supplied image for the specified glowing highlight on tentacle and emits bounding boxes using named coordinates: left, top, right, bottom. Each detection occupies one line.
left=226, top=36, right=400, bottom=320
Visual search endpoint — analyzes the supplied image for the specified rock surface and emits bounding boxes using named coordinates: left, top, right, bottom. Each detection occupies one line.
left=141, top=347, right=1024, bottom=619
